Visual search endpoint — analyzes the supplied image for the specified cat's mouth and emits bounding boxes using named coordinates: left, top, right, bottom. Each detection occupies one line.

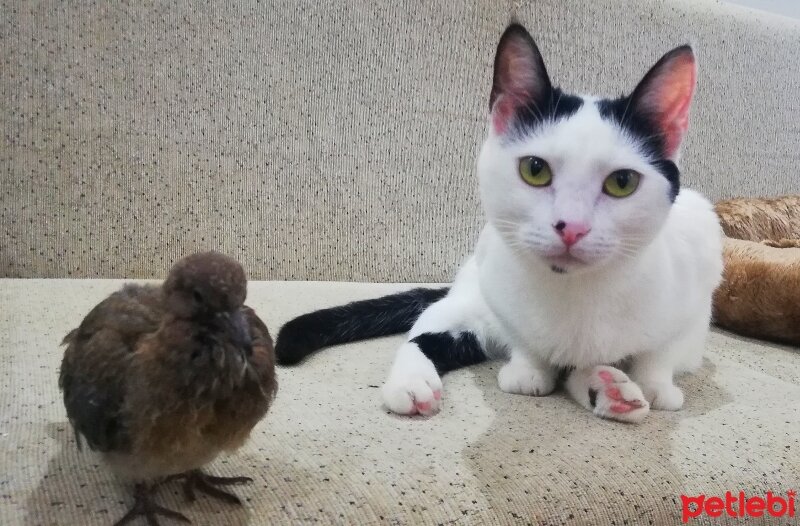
left=543, top=253, right=587, bottom=273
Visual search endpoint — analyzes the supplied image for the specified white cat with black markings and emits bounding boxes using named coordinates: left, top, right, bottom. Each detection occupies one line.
left=275, top=23, right=723, bottom=423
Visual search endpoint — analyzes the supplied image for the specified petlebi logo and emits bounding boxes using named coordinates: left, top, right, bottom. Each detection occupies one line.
left=681, top=490, right=796, bottom=523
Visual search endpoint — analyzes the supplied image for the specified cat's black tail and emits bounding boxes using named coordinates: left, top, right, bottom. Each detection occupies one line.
left=275, top=287, right=450, bottom=365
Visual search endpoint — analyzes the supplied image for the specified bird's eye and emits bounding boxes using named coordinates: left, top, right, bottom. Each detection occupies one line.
left=603, top=169, right=640, bottom=198
left=192, top=289, right=204, bottom=303
left=519, top=156, right=552, bottom=187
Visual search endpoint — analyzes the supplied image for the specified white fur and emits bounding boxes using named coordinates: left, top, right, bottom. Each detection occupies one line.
left=382, top=101, right=723, bottom=422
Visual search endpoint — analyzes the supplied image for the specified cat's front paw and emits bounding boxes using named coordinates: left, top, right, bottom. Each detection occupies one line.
left=640, top=381, right=684, bottom=411
left=382, top=343, right=443, bottom=416
left=497, top=359, right=556, bottom=396
left=589, top=366, right=650, bottom=424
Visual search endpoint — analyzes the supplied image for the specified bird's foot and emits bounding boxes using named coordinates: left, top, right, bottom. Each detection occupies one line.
left=168, top=470, right=252, bottom=505
left=114, top=483, right=190, bottom=526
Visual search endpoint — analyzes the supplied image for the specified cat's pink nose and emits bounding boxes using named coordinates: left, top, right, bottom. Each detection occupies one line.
left=553, top=221, right=590, bottom=247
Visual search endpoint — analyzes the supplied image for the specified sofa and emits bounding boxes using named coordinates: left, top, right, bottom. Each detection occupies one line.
left=3, top=1, right=799, bottom=524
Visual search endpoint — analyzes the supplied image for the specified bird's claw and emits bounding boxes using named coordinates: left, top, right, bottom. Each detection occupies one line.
left=168, top=470, right=252, bottom=506
left=114, top=483, right=191, bottom=526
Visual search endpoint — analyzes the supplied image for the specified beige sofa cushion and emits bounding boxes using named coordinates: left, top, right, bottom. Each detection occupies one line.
left=3, top=279, right=798, bottom=525
left=3, top=0, right=800, bottom=281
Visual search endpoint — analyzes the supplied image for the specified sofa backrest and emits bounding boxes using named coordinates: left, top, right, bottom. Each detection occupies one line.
left=3, top=0, right=799, bottom=281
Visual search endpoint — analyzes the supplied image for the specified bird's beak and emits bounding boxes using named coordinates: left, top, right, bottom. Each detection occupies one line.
left=231, top=310, right=253, bottom=355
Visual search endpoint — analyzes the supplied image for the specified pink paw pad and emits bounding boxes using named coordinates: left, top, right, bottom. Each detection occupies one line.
left=595, top=367, right=646, bottom=414
left=414, top=400, right=431, bottom=412
left=432, top=390, right=442, bottom=401
left=598, top=370, right=615, bottom=383
left=610, top=400, right=644, bottom=414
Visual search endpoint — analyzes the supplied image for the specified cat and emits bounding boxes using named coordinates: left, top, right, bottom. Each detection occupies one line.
left=275, top=23, right=724, bottom=423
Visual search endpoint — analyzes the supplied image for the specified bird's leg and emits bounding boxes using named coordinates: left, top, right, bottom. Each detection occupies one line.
left=114, top=483, right=190, bottom=526
left=168, top=470, right=253, bottom=505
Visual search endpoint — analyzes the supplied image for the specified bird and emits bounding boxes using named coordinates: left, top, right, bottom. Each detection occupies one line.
left=59, top=251, right=277, bottom=525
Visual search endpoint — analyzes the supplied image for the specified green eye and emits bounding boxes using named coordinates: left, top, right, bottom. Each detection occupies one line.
left=603, top=169, right=640, bottom=198
left=519, top=156, right=552, bottom=187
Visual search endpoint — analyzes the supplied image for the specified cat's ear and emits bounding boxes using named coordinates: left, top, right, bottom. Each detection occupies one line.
left=490, top=24, right=552, bottom=134
left=628, top=46, right=696, bottom=159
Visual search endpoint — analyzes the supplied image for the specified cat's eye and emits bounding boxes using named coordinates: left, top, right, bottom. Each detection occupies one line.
left=603, top=170, right=640, bottom=198
left=519, top=156, right=552, bottom=187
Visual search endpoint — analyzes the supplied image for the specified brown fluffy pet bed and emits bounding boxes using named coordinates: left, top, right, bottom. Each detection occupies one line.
left=713, top=196, right=800, bottom=346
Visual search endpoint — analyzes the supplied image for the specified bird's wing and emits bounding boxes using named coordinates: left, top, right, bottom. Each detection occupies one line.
left=242, top=306, right=276, bottom=394
left=59, top=287, right=162, bottom=453
left=242, top=305, right=273, bottom=349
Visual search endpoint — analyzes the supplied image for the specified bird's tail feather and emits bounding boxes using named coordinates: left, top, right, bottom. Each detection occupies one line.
left=61, top=329, right=78, bottom=346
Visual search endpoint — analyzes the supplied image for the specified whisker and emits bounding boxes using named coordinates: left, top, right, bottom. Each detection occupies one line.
left=504, top=91, right=544, bottom=124
left=552, top=91, right=563, bottom=117
left=619, top=96, right=634, bottom=128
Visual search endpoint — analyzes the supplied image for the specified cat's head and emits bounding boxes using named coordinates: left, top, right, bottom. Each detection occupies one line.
left=478, top=24, right=696, bottom=274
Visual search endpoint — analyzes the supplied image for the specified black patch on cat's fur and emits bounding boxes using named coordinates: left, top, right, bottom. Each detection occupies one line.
left=510, top=88, right=584, bottom=139
left=275, top=288, right=449, bottom=365
left=410, top=332, right=486, bottom=375
left=588, top=388, right=598, bottom=408
left=596, top=97, right=681, bottom=201
left=651, top=158, right=680, bottom=201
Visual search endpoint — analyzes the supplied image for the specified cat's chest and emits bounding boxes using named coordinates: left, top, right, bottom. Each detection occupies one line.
left=476, top=232, right=660, bottom=366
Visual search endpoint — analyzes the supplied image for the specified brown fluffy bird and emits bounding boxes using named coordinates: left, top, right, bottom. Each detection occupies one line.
left=59, top=252, right=276, bottom=525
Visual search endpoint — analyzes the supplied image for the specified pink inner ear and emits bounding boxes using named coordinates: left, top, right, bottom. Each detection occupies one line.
left=645, top=53, right=696, bottom=157
left=492, top=95, right=516, bottom=134
left=491, top=39, right=543, bottom=134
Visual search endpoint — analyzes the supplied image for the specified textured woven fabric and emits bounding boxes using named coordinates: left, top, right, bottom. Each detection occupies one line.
left=2, top=279, right=798, bottom=525
left=2, top=0, right=799, bottom=280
